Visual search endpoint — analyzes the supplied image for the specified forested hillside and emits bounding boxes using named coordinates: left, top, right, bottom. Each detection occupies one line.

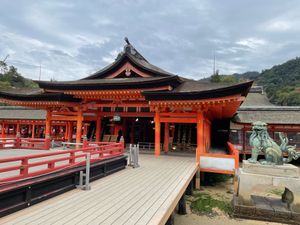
left=210, top=58, right=300, bottom=106
left=257, top=58, right=300, bottom=106
left=0, top=60, right=37, bottom=89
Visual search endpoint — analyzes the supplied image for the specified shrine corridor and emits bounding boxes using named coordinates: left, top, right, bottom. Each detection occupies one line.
left=0, top=154, right=198, bottom=225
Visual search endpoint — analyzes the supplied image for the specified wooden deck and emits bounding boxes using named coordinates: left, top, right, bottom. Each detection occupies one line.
left=0, top=154, right=198, bottom=225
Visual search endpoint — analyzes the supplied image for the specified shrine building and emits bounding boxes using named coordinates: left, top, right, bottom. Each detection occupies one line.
left=0, top=39, right=253, bottom=170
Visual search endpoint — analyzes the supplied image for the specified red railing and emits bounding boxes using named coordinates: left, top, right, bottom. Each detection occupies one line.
left=0, top=141, right=124, bottom=184
left=0, top=137, right=51, bottom=150
left=227, top=141, right=240, bottom=170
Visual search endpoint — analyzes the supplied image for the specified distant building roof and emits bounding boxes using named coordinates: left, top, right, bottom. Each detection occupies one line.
left=0, top=106, right=45, bottom=120
left=233, top=107, right=300, bottom=125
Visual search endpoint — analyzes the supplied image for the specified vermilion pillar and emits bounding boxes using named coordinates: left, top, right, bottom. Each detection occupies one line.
left=32, top=124, right=35, bottom=138
left=1, top=122, right=4, bottom=138
left=67, top=122, right=73, bottom=142
left=196, top=111, right=204, bottom=189
left=95, top=115, right=102, bottom=142
left=154, top=110, right=161, bottom=156
left=45, top=110, right=51, bottom=138
left=164, top=123, right=169, bottom=153
left=76, top=109, right=83, bottom=145
left=196, top=111, right=204, bottom=164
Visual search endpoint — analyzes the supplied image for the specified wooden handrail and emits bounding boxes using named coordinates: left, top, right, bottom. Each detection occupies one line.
left=0, top=141, right=124, bottom=183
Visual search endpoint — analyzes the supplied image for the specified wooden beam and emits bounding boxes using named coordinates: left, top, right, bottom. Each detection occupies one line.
left=160, top=117, right=197, bottom=123
left=50, top=116, right=78, bottom=121
left=155, top=110, right=161, bottom=156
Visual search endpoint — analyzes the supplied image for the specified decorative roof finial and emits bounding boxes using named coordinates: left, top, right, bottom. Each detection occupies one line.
left=124, top=37, right=130, bottom=45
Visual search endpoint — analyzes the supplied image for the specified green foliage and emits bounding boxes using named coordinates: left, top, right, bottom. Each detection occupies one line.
left=0, top=60, right=37, bottom=89
left=257, top=57, right=300, bottom=106
left=202, top=173, right=232, bottom=186
left=212, top=58, right=300, bottom=106
left=190, top=192, right=233, bottom=216
left=210, top=73, right=221, bottom=82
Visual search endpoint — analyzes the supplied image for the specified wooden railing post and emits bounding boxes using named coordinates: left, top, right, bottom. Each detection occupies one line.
left=20, top=158, right=29, bottom=177
left=44, top=135, right=51, bottom=150
left=15, top=133, right=21, bottom=148
left=120, top=136, right=124, bottom=153
left=83, top=136, right=89, bottom=149
left=69, top=151, right=76, bottom=164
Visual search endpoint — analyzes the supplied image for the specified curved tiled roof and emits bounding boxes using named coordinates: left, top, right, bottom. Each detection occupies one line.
left=35, top=76, right=183, bottom=90
left=81, top=42, right=175, bottom=80
left=0, top=91, right=81, bottom=102
left=233, top=107, right=300, bottom=125
left=143, top=81, right=253, bottom=100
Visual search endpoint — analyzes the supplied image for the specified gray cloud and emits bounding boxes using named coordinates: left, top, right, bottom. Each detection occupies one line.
left=0, top=0, right=300, bottom=80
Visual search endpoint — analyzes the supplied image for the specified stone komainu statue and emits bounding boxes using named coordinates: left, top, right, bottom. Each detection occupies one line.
left=248, top=121, right=300, bottom=165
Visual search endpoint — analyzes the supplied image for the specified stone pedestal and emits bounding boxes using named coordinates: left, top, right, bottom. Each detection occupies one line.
left=237, top=160, right=300, bottom=213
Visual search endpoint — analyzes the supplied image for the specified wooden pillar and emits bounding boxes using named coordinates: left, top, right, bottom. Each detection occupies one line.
left=154, top=110, right=161, bottom=156
left=64, top=124, right=68, bottom=140
left=83, top=123, right=88, bottom=137
left=1, top=122, right=4, bottom=138
left=196, top=111, right=204, bottom=163
left=67, top=122, right=73, bottom=142
left=76, top=109, right=83, bottom=144
left=45, top=110, right=51, bottom=138
left=16, top=123, right=20, bottom=137
left=32, top=124, right=35, bottom=138
left=164, top=123, right=169, bottom=153
left=95, top=115, right=102, bottom=142
left=196, top=111, right=204, bottom=189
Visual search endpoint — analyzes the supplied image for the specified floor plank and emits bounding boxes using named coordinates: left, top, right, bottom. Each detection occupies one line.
left=1, top=154, right=198, bottom=225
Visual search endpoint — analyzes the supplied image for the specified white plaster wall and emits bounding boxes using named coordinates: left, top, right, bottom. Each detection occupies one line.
left=200, top=156, right=235, bottom=171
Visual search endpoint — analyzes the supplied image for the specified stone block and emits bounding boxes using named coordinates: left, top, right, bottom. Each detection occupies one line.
left=239, top=205, right=256, bottom=218
left=291, top=211, right=300, bottom=223
left=242, top=160, right=300, bottom=178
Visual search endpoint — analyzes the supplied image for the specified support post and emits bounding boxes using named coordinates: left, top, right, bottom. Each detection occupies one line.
left=195, top=169, right=200, bottom=190
left=154, top=110, right=161, bottom=156
left=164, top=123, right=169, bottom=154
left=76, top=109, right=83, bottom=147
left=196, top=111, right=204, bottom=163
left=16, top=123, right=20, bottom=137
left=32, top=124, right=35, bottom=139
left=95, top=114, right=102, bottom=142
left=45, top=110, right=51, bottom=138
left=196, top=111, right=204, bottom=189
left=67, top=122, right=73, bottom=142
left=178, top=195, right=187, bottom=215
left=1, top=122, right=4, bottom=138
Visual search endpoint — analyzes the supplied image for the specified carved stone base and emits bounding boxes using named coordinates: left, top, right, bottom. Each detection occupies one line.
left=243, top=160, right=300, bottom=178
left=237, top=161, right=300, bottom=214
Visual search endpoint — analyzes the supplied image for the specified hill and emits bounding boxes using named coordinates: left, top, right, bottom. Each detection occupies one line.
left=209, top=58, right=300, bottom=106
left=0, top=61, right=37, bottom=89
left=257, top=58, right=300, bottom=106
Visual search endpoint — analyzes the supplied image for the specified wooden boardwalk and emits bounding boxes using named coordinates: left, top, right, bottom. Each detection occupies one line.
left=0, top=154, right=198, bottom=225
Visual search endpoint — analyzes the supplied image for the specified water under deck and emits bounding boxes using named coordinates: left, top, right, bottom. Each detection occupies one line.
left=0, top=154, right=198, bottom=225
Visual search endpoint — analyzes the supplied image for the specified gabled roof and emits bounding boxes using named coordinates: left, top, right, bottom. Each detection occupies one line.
left=81, top=38, right=175, bottom=80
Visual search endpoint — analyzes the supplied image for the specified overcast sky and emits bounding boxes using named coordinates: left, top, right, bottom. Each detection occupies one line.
left=0, top=0, right=300, bottom=81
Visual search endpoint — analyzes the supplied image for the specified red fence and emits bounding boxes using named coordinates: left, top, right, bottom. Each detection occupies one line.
left=0, top=137, right=50, bottom=150
left=0, top=141, right=124, bottom=184
left=199, top=142, right=240, bottom=175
